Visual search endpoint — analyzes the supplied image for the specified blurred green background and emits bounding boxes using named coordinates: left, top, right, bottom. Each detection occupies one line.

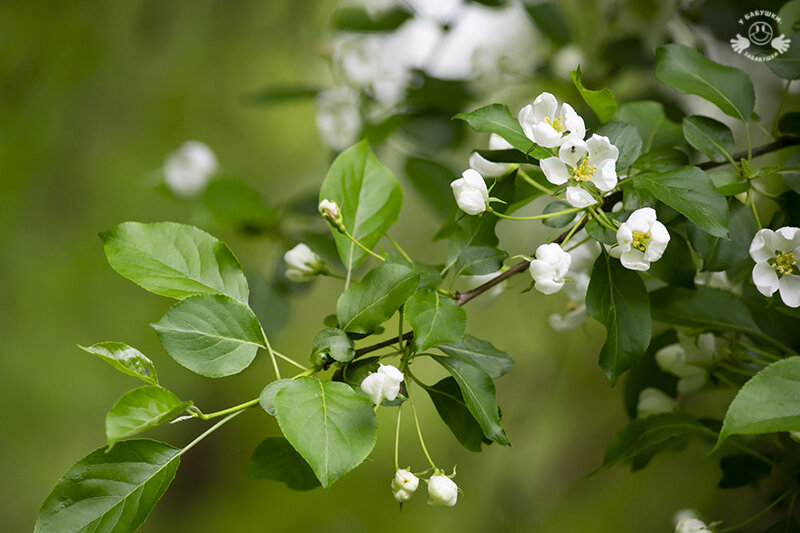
left=0, top=1, right=788, bottom=531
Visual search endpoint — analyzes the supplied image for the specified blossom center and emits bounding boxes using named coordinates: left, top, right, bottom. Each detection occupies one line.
left=572, top=158, right=596, bottom=182
left=632, top=231, right=651, bottom=252
left=544, top=115, right=565, bottom=133
left=771, top=250, right=797, bottom=275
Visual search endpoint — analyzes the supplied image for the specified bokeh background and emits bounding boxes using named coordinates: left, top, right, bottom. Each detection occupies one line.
left=1, top=1, right=795, bottom=531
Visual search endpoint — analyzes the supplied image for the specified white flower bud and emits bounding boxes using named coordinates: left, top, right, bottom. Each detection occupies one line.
left=673, top=510, right=711, bottom=532
left=529, top=243, right=571, bottom=295
left=391, top=469, right=419, bottom=502
left=318, top=199, right=344, bottom=228
left=427, top=474, right=458, bottom=507
left=450, top=169, right=489, bottom=215
left=284, top=244, right=323, bottom=282
left=637, top=387, right=677, bottom=418
left=360, top=364, right=404, bottom=405
left=164, top=141, right=217, bottom=198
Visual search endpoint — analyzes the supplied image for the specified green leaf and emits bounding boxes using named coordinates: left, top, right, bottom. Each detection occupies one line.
left=336, top=261, right=419, bottom=334
left=436, top=334, right=514, bottom=378
left=197, top=178, right=277, bottom=233
left=570, top=65, right=617, bottom=122
left=78, top=342, right=158, bottom=385
left=100, top=221, right=249, bottom=304
left=319, top=141, right=403, bottom=272
left=427, top=377, right=487, bottom=452
left=650, top=286, right=762, bottom=335
left=689, top=200, right=757, bottom=272
left=632, top=148, right=689, bottom=173
left=616, top=101, right=683, bottom=151
left=718, top=454, right=771, bottom=489
left=655, top=44, right=755, bottom=121
left=542, top=200, right=577, bottom=228
left=768, top=32, right=800, bottom=80
left=240, top=85, right=320, bottom=106
left=646, top=233, right=696, bottom=289
left=454, top=104, right=551, bottom=159
left=259, top=379, right=292, bottom=416
left=274, top=377, right=377, bottom=488
left=151, top=294, right=266, bottom=378
left=312, top=328, right=355, bottom=363
left=778, top=112, right=800, bottom=137
left=585, top=217, right=617, bottom=246
left=718, top=357, right=800, bottom=446
left=331, top=6, right=412, bottom=32
left=405, top=291, right=466, bottom=352
left=633, top=166, right=729, bottom=238
left=682, top=116, right=735, bottom=163
left=454, top=246, right=507, bottom=276
left=710, top=171, right=749, bottom=196
left=600, top=414, right=707, bottom=471
left=431, top=356, right=510, bottom=446
left=594, top=122, right=643, bottom=169
left=35, top=439, right=180, bottom=533
left=248, top=437, right=320, bottom=491
left=105, top=386, right=192, bottom=448
left=585, top=253, right=651, bottom=385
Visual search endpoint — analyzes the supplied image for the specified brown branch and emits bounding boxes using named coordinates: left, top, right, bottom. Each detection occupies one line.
left=698, top=136, right=799, bottom=170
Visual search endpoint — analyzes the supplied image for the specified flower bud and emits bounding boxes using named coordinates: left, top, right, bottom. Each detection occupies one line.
left=318, top=199, right=344, bottom=229
left=284, top=244, right=323, bottom=282
left=637, top=387, right=676, bottom=418
left=360, top=364, right=404, bottom=405
left=164, top=141, right=218, bottom=198
left=427, top=474, right=458, bottom=507
left=450, top=169, right=489, bottom=215
left=391, top=469, right=419, bottom=502
left=673, top=510, right=711, bottom=532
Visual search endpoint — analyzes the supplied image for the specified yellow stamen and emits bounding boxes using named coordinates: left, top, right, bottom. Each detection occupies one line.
left=566, top=301, right=579, bottom=311
left=544, top=115, right=565, bottom=133
left=772, top=251, right=797, bottom=275
left=573, top=158, right=596, bottom=182
left=632, top=231, right=651, bottom=252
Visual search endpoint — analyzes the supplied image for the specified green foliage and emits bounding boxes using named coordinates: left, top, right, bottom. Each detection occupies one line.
left=248, top=437, right=321, bottom=491
left=405, top=290, right=466, bottom=352
left=435, top=335, right=514, bottom=378
left=78, top=342, right=158, bottom=385
left=454, top=246, right=507, bottom=276
left=570, top=66, right=617, bottom=123
left=259, top=379, right=292, bottom=416
left=650, top=286, right=761, bottom=336
left=616, top=101, right=683, bottom=151
left=594, top=122, right=642, bottom=169
left=682, top=116, right=735, bottom=163
left=105, top=386, right=192, bottom=448
left=454, top=104, right=550, bottom=159
left=767, top=32, right=800, bottom=80
left=427, top=377, right=488, bottom=453
left=689, top=200, right=757, bottom=272
left=312, top=328, right=355, bottom=363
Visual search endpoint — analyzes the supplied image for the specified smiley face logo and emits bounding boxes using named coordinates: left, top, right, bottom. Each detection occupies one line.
left=748, top=21, right=773, bottom=45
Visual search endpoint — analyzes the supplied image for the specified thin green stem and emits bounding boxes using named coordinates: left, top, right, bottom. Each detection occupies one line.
left=728, top=337, right=782, bottom=362
left=343, top=228, right=385, bottom=262
left=320, top=269, right=347, bottom=281
left=518, top=168, right=556, bottom=196
left=489, top=205, right=583, bottom=221
left=719, top=362, right=757, bottom=377
left=178, top=411, right=243, bottom=457
left=406, top=381, right=436, bottom=470
left=394, top=406, right=402, bottom=471
left=560, top=213, right=588, bottom=246
left=262, top=331, right=281, bottom=380
left=589, top=206, right=617, bottom=231
left=386, top=234, right=413, bottom=263
left=273, top=350, right=309, bottom=370
left=196, top=398, right=259, bottom=421
left=564, top=235, right=591, bottom=253
left=745, top=122, right=753, bottom=160
left=746, top=192, right=763, bottom=229
left=717, top=489, right=793, bottom=532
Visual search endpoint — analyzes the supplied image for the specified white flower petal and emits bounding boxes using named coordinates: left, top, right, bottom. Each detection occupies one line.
left=531, top=123, right=563, bottom=148
left=586, top=134, right=619, bottom=165
left=620, top=249, right=650, bottom=271
left=518, top=104, right=537, bottom=141
left=752, top=261, right=780, bottom=296
left=625, top=207, right=656, bottom=233
left=558, top=138, right=588, bottom=167
left=644, top=221, right=670, bottom=261
left=360, top=373, right=386, bottom=405
left=560, top=102, right=585, bottom=142
left=489, top=133, right=514, bottom=150
left=427, top=475, right=458, bottom=507
left=749, top=228, right=776, bottom=262
left=779, top=274, right=800, bottom=307
left=774, top=226, right=800, bottom=252
left=616, top=224, right=633, bottom=251
left=532, top=92, right=558, bottom=123
left=540, top=157, right=570, bottom=185
left=565, top=186, right=596, bottom=208
left=469, top=152, right=513, bottom=178
left=637, top=387, right=676, bottom=418
left=591, top=159, right=617, bottom=192
left=451, top=169, right=489, bottom=215
left=549, top=305, right=587, bottom=331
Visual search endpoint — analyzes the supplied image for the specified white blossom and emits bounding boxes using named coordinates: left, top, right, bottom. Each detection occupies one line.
left=549, top=233, right=600, bottom=331
left=518, top=92, right=585, bottom=148
left=637, top=387, right=677, bottom=418
left=318, top=199, right=343, bottom=227
left=315, top=88, right=362, bottom=152
left=391, top=469, right=419, bottom=502
left=164, top=141, right=218, bottom=198
left=674, top=510, right=711, bottom=533
left=284, top=244, right=323, bottom=283
left=614, top=207, right=670, bottom=271
left=360, top=364, right=404, bottom=405
left=655, top=332, right=716, bottom=393
left=749, top=227, right=800, bottom=308
left=468, top=134, right=516, bottom=178
left=529, top=243, right=571, bottom=295
left=427, top=474, right=458, bottom=507
left=540, top=135, right=619, bottom=208
left=451, top=169, right=489, bottom=215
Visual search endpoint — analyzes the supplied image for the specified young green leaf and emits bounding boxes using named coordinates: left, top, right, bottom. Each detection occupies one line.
left=248, top=437, right=321, bottom=491
left=274, top=378, right=377, bottom=488
left=100, top=221, right=249, bottom=304
left=650, top=286, right=762, bottom=335
left=585, top=253, right=651, bottom=385
left=106, top=386, right=192, bottom=448
left=35, top=439, right=180, bottom=533
left=79, top=342, right=158, bottom=385
left=312, top=328, right=355, bottom=363
left=259, top=379, right=292, bottom=416
left=717, top=357, right=800, bottom=446
left=151, top=294, right=266, bottom=378
left=682, top=116, right=735, bottom=163
left=454, top=104, right=551, bottom=159
left=436, top=334, right=514, bottom=378
left=633, top=166, right=729, bottom=238
left=336, top=262, right=419, bottom=334
left=454, top=246, right=507, bottom=276
left=427, top=377, right=488, bottom=452
left=594, top=121, right=643, bottom=169
left=570, top=65, right=618, bottom=122
left=405, top=290, right=466, bottom=352
left=616, top=101, right=683, bottom=151
left=655, top=44, right=755, bottom=122
left=431, top=356, right=510, bottom=446
left=319, top=141, right=403, bottom=272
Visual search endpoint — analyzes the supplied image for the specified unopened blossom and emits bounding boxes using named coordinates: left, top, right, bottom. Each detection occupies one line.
left=318, top=199, right=343, bottom=228
left=529, top=243, right=571, bottom=295
left=540, top=135, right=619, bottom=208
left=427, top=474, right=458, bottom=507
left=637, top=387, right=677, bottom=418
left=749, top=227, right=800, bottom=307
left=164, top=141, right=218, bottom=198
left=549, top=233, right=600, bottom=331
left=655, top=332, right=716, bottom=393
left=673, top=510, right=711, bottom=533
left=451, top=169, right=489, bottom=215
left=284, top=244, right=323, bottom=283
left=518, top=92, right=585, bottom=148
left=468, top=134, right=516, bottom=178
left=391, top=469, right=419, bottom=502
left=360, top=364, right=404, bottom=405
left=614, top=208, right=670, bottom=271
left=315, top=88, right=362, bottom=152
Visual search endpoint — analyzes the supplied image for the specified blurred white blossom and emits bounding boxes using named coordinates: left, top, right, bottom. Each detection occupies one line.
left=655, top=332, right=716, bottom=393
left=315, top=88, right=362, bottom=151
left=164, top=141, right=218, bottom=198
left=468, top=133, right=516, bottom=178
left=549, top=233, right=600, bottom=331
left=284, top=244, right=323, bottom=282
left=637, top=387, right=677, bottom=418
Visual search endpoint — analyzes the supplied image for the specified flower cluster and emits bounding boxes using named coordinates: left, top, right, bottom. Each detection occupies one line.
left=655, top=332, right=716, bottom=393
left=750, top=226, right=800, bottom=308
